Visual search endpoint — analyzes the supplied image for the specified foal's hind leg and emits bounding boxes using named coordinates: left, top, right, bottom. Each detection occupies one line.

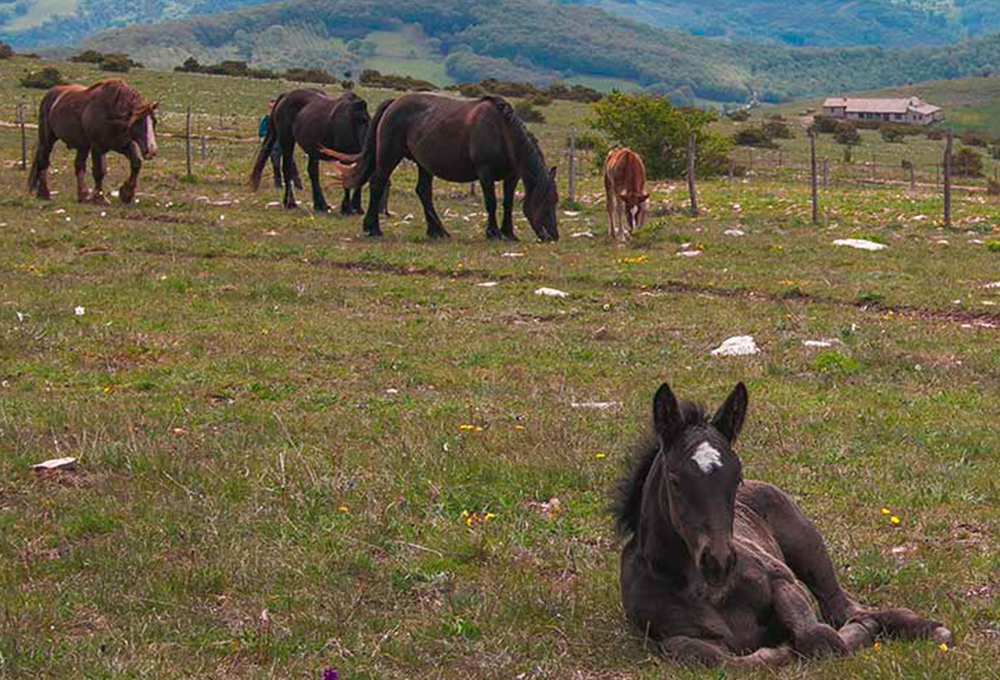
left=74, top=147, right=91, bottom=203
left=740, top=481, right=862, bottom=627
left=415, top=165, right=449, bottom=238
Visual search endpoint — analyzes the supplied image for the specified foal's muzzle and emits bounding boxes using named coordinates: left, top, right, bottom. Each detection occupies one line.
left=700, top=550, right=737, bottom=586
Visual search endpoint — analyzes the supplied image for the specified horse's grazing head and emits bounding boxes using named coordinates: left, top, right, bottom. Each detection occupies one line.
left=524, top=166, right=559, bottom=242
left=618, top=190, right=649, bottom=231
left=342, top=95, right=371, bottom=153
left=128, top=102, right=159, bottom=160
left=652, top=381, right=747, bottom=587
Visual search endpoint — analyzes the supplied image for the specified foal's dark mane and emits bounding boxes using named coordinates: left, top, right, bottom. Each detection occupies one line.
left=611, top=400, right=707, bottom=537
left=481, top=95, right=550, bottom=191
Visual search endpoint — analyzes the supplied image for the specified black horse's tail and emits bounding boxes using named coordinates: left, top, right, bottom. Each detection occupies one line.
left=249, top=95, right=282, bottom=191
left=28, top=92, right=56, bottom=193
left=337, top=98, right=393, bottom=190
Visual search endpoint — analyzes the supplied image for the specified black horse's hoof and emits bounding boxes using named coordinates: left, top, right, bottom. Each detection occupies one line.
left=485, top=229, right=502, bottom=240
left=500, top=231, right=519, bottom=242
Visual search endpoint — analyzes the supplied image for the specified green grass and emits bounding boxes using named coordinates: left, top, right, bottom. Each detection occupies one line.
left=2, top=58, right=1000, bottom=678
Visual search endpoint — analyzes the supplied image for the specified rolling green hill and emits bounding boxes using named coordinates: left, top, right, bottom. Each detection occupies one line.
left=561, top=0, right=1000, bottom=48
left=76, top=0, right=1000, bottom=105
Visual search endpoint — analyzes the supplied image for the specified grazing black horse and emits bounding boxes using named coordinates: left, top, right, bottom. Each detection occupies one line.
left=326, top=94, right=558, bottom=241
left=250, top=89, right=371, bottom=214
left=28, top=79, right=158, bottom=204
left=612, top=381, right=951, bottom=667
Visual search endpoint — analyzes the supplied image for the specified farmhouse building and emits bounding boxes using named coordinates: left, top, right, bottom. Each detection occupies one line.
left=821, top=97, right=942, bottom=125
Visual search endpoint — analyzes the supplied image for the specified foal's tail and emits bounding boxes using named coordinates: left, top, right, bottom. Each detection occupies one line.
left=28, top=92, right=56, bottom=193
left=323, top=98, right=393, bottom=190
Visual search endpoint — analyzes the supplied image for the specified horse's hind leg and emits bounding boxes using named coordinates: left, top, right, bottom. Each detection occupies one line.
left=118, top=144, right=141, bottom=204
left=415, top=165, right=449, bottom=239
left=740, top=481, right=861, bottom=627
left=74, top=147, right=90, bottom=203
left=500, top=176, right=518, bottom=241
left=90, top=149, right=109, bottom=204
left=604, top=175, right=616, bottom=239
left=340, top=188, right=353, bottom=215
left=307, top=156, right=331, bottom=213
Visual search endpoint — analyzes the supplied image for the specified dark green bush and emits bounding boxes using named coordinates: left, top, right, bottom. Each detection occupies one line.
left=0, top=41, right=12, bottom=59
left=733, top=126, right=777, bottom=148
left=761, top=120, right=793, bottom=139
left=514, top=100, right=545, bottom=123
left=20, top=67, right=66, bottom=89
left=812, top=115, right=839, bottom=134
left=953, top=147, right=983, bottom=177
left=70, top=50, right=105, bottom=64
left=834, top=121, right=860, bottom=145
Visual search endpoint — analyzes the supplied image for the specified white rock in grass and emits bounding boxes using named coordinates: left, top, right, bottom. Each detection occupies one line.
left=711, top=335, right=759, bottom=357
left=833, top=239, right=887, bottom=251
left=535, top=287, right=568, bottom=298
left=803, top=339, right=841, bottom=348
left=724, top=229, right=745, bottom=236
left=985, top=282, right=1000, bottom=289
left=501, top=252, right=525, bottom=258
left=563, top=210, right=580, bottom=217
left=74, top=306, right=85, bottom=316
left=677, top=250, right=702, bottom=257
left=478, top=281, right=499, bottom=288
left=571, top=231, right=594, bottom=238
left=571, top=401, right=620, bottom=410
left=32, top=457, right=77, bottom=472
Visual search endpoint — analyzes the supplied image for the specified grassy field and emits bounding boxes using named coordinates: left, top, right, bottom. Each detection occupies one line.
left=3, top=58, right=1000, bottom=679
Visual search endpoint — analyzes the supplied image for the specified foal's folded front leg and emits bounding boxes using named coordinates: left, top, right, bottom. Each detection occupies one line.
left=773, top=580, right=849, bottom=658
left=660, top=636, right=793, bottom=667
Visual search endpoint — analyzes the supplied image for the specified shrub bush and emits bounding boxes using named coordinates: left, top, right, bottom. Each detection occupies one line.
left=70, top=50, right=105, bottom=64
left=812, top=115, right=839, bottom=134
left=761, top=120, right=793, bottom=139
left=733, top=126, right=777, bottom=148
left=0, top=41, right=13, bottom=59
left=834, top=121, right=860, bottom=145
left=881, top=126, right=905, bottom=143
left=20, top=67, right=66, bottom=89
left=725, top=109, right=751, bottom=122
left=514, top=100, right=545, bottom=124
left=953, top=147, right=983, bottom=177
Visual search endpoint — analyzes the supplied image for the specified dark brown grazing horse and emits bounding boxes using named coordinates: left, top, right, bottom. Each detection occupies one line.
left=325, top=94, right=558, bottom=241
left=612, top=381, right=951, bottom=667
left=250, top=89, right=375, bottom=215
left=28, top=79, right=158, bottom=204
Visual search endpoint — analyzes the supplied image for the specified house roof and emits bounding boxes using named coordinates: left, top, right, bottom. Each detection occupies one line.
left=822, top=97, right=940, bottom=115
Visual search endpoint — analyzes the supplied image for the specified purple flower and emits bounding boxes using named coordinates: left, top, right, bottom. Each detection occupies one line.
left=322, top=669, right=338, bottom=680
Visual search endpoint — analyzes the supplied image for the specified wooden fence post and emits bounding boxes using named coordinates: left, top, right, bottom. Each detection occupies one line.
left=17, top=103, right=27, bottom=171
left=809, top=129, right=818, bottom=225
left=909, top=164, right=916, bottom=191
left=185, top=105, right=193, bottom=180
left=686, top=133, right=698, bottom=216
left=200, top=133, right=206, bottom=159
left=943, top=132, right=953, bottom=228
left=822, top=158, right=829, bottom=188
left=567, top=127, right=576, bottom=204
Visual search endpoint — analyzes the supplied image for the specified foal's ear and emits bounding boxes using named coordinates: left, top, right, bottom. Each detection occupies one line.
left=711, top=382, right=748, bottom=443
left=151, top=102, right=159, bottom=111
left=652, top=382, right=681, bottom=438
left=549, top=166, right=558, bottom=180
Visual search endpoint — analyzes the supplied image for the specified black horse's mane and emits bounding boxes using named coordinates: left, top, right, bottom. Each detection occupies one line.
left=611, top=400, right=707, bottom=537
left=481, top=95, right=550, bottom=191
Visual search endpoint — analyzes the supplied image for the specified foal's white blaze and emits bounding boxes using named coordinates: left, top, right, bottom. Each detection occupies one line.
left=145, top=115, right=158, bottom=157
left=692, top=442, right=724, bottom=474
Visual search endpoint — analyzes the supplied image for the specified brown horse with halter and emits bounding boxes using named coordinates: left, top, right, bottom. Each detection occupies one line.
left=28, top=79, right=158, bottom=204
left=323, top=94, right=558, bottom=241
left=613, top=380, right=951, bottom=666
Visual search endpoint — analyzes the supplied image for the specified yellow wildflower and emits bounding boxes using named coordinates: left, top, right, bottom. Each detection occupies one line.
left=881, top=507, right=891, bottom=515
left=485, top=513, right=497, bottom=522
left=890, top=516, right=901, bottom=525
left=939, top=642, right=948, bottom=653
left=873, top=641, right=881, bottom=651
left=338, top=505, right=349, bottom=513
left=595, top=453, right=607, bottom=459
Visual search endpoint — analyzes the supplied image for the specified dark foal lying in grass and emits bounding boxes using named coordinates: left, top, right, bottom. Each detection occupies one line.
left=612, top=381, right=951, bottom=667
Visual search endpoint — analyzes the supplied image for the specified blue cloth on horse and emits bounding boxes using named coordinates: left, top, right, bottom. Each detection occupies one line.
left=259, top=115, right=281, bottom=153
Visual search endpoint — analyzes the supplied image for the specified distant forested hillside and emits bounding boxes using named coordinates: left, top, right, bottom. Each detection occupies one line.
left=78, top=0, right=1000, bottom=105
left=559, top=0, right=1000, bottom=48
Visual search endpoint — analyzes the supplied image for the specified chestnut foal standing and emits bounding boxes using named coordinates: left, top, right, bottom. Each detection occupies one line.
left=603, top=147, right=648, bottom=241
